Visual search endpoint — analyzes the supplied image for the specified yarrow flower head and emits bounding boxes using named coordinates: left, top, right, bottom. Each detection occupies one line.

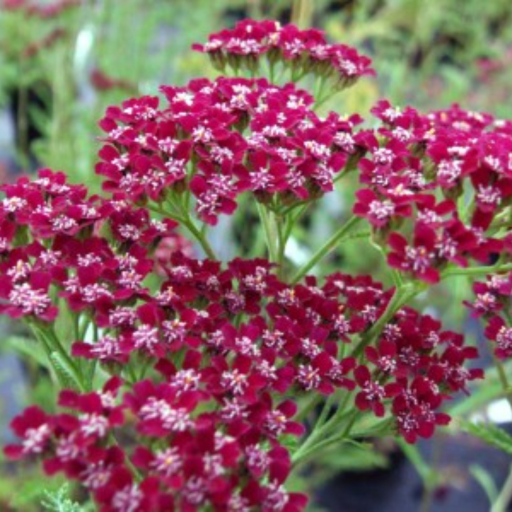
left=192, top=19, right=374, bottom=88
left=96, top=76, right=368, bottom=226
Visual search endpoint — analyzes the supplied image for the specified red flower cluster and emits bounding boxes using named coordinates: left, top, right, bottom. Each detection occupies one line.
left=5, top=376, right=307, bottom=511
left=97, top=77, right=365, bottom=225
left=468, top=269, right=512, bottom=359
left=355, top=307, right=481, bottom=442
left=3, top=218, right=480, bottom=509
left=0, top=169, right=176, bottom=323
left=192, top=19, right=374, bottom=86
left=0, top=164, right=480, bottom=507
left=69, top=255, right=374, bottom=396
left=353, top=100, right=512, bottom=283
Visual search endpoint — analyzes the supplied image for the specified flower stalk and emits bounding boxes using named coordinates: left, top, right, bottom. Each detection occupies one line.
left=292, top=215, right=362, bottom=284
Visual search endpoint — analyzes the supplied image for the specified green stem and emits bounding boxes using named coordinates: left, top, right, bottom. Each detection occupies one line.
left=291, top=0, right=314, bottom=28
left=283, top=203, right=313, bottom=242
left=256, top=203, right=278, bottom=262
left=492, top=352, right=512, bottom=413
left=85, top=360, right=97, bottom=392
left=338, top=409, right=360, bottom=439
left=398, top=439, right=432, bottom=482
left=442, top=262, right=512, bottom=279
left=125, top=360, right=139, bottom=384
left=492, top=464, right=512, bottom=512
left=398, top=439, right=436, bottom=512
left=138, top=355, right=154, bottom=381
left=292, top=392, right=355, bottom=466
left=30, top=324, right=65, bottom=387
left=73, top=313, right=80, bottom=343
left=146, top=200, right=217, bottom=260
left=268, top=61, right=275, bottom=83
left=292, top=409, right=359, bottom=466
left=314, top=91, right=338, bottom=111
left=321, top=389, right=353, bottom=430
left=46, top=326, right=85, bottom=388
left=78, top=316, right=91, bottom=342
left=84, top=323, right=100, bottom=390
left=145, top=203, right=187, bottom=225
left=461, top=194, right=476, bottom=225
left=180, top=217, right=217, bottom=260
left=292, top=391, right=354, bottom=472
left=280, top=200, right=311, bottom=217
left=316, top=392, right=339, bottom=427
left=291, top=216, right=361, bottom=284
left=391, top=268, right=404, bottom=287
left=28, top=323, right=84, bottom=391
left=152, top=201, right=217, bottom=260
left=295, top=394, right=323, bottom=423
left=277, top=216, right=287, bottom=278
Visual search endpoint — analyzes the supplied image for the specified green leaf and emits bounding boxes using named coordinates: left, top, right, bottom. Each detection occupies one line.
left=41, top=484, right=91, bottom=512
left=280, top=433, right=300, bottom=453
left=470, top=464, right=498, bottom=506
left=53, top=302, right=76, bottom=346
left=0, top=467, right=65, bottom=509
left=49, top=352, right=81, bottom=391
left=319, top=439, right=388, bottom=472
left=4, top=335, right=48, bottom=368
left=462, top=421, right=512, bottom=456
left=27, top=103, right=51, bottom=137
left=350, top=416, right=395, bottom=438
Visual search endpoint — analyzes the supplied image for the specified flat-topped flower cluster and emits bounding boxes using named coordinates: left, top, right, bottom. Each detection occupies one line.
left=1, top=18, right=510, bottom=512
left=97, top=77, right=363, bottom=225
left=192, top=19, right=374, bottom=86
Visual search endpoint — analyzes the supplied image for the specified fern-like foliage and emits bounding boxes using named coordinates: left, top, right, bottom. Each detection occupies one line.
left=463, top=421, right=512, bottom=456
left=41, top=484, right=90, bottom=512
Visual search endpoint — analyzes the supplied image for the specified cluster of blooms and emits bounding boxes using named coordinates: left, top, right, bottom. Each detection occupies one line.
left=6, top=383, right=310, bottom=511
left=192, top=19, right=374, bottom=86
left=97, top=76, right=366, bottom=225
left=355, top=306, right=482, bottom=442
left=352, top=100, right=512, bottom=283
left=466, top=266, right=512, bottom=359
left=0, top=169, right=177, bottom=322
left=2, top=176, right=480, bottom=508
left=98, top=61, right=512, bottom=282
left=0, top=170, right=479, bottom=507
left=0, top=171, right=308, bottom=509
